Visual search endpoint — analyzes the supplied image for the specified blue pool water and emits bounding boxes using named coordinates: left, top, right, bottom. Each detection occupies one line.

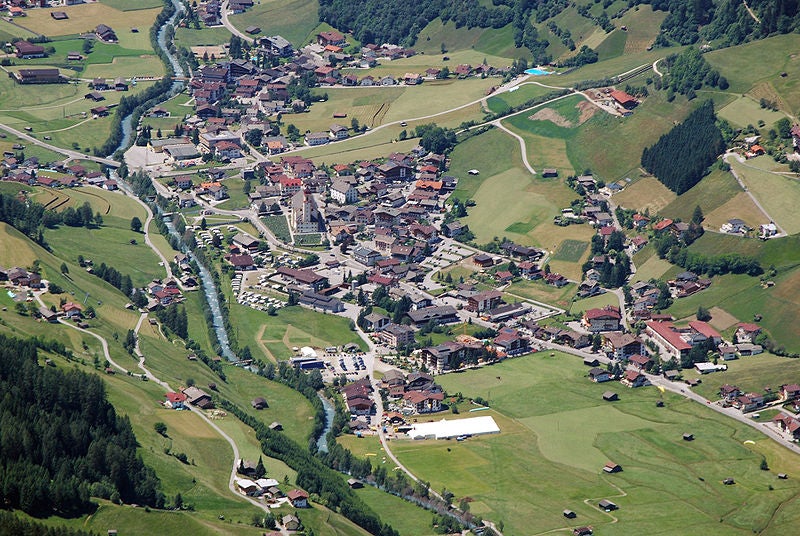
left=525, top=67, right=552, bottom=75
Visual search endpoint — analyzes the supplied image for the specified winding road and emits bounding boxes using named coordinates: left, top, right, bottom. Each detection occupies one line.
left=0, top=123, right=120, bottom=167
left=221, top=0, right=255, bottom=44
left=723, top=151, right=787, bottom=237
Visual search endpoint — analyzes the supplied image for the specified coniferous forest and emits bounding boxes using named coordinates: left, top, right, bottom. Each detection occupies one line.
left=319, top=0, right=800, bottom=58
left=0, top=334, right=163, bottom=517
left=641, top=100, right=724, bottom=195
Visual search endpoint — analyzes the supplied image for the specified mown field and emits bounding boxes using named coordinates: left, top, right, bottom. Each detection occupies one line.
left=0, top=0, right=165, bottom=154
left=388, top=353, right=800, bottom=536
left=229, top=0, right=319, bottom=46
left=448, top=128, right=592, bottom=275
left=229, top=302, right=365, bottom=362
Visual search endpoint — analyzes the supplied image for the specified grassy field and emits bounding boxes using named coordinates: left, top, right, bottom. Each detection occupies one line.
left=39, top=186, right=164, bottom=287
left=0, top=1, right=164, bottom=154
left=551, top=238, right=588, bottom=263
left=388, top=353, right=800, bottom=536
left=730, top=160, right=800, bottom=235
left=630, top=253, right=672, bottom=283
left=20, top=3, right=161, bottom=50
left=505, top=278, right=576, bottom=309
left=569, top=291, right=619, bottom=314
left=685, top=352, right=800, bottom=401
left=717, top=95, right=788, bottom=128
left=486, top=82, right=555, bottom=114
left=229, top=303, right=365, bottom=362
left=613, top=176, right=676, bottom=214
left=352, top=485, right=438, bottom=536
left=705, top=33, right=800, bottom=116
left=261, top=215, right=291, bottom=243
left=619, top=5, right=666, bottom=53
left=568, top=86, right=702, bottom=182
left=228, top=0, right=319, bottom=46
left=449, top=128, right=592, bottom=268
left=658, top=168, right=742, bottom=227
left=289, top=78, right=493, bottom=135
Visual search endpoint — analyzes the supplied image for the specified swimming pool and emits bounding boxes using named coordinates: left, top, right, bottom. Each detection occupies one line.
left=525, top=67, right=553, bottom=76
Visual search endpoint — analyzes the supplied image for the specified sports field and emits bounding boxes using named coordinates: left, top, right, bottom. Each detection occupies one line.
left=389, top=353, right=800, bottom=536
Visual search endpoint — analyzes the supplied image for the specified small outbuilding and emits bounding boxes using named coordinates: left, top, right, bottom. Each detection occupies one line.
left=269, top=421, right=283, bottom=431
left=603, top=462, right=622, bottom=473
left=347, top=478, right=364, bottom=489
left=563, top=509, right=577, bottom=519
left=682, top=433, right=694, bottom=441
left=251, top=397, right=268, bottom=410
left=778, top=473, right=788, bottom=479
left=598, top=499, right=618, bottom=511
left=602, top=391, right=618, bottom=402
left=723, top=478, right=735, bottom=485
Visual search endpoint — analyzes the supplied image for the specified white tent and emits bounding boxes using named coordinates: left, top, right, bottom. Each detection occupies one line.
left=407, top=416, right=500, bottom=440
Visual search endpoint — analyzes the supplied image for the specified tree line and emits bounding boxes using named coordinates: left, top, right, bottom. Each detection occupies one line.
left=641, top=100, right=724, bottom=194
left=217, top=397, right=400, bottom=536
left=91, top=262, right=134, bottom=297
left=156, top=303, right=188, bottom=339
left=0, top=512, right=96, bottom=536
left=658, top=47, right=727, bottom=100
left=318, top=0, right=513, bottom=48
left=0, top=334, right=163, bottom=517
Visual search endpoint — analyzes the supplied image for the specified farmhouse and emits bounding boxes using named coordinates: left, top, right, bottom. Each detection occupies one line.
left=182, top=386, right=213, bottom=409
left=14, top=41, right=45, bottom=59
left=588, top=367, right=611, bottom=383
left=12, top=68, right=66, bottom=84
left=610, top=89, right=637, bottom=109
left=95, top=24, right=118, bottom=43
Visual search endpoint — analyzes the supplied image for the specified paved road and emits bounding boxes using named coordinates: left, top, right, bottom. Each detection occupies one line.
left=652, top=59, right=663, bottom=77
left=723, top=152, right=787, bottom=237
left=221, top=0, right=255, bottom=43
left=0, top=123, right=120, bottom=167
left=536, top=337, right=800, bottom=455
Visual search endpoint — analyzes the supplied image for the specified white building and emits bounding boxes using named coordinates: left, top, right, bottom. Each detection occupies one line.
left=330, top=179, right=358, bottom=204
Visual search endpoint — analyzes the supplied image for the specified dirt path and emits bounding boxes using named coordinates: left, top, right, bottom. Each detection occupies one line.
left=255, top=324, right=279, bottom=363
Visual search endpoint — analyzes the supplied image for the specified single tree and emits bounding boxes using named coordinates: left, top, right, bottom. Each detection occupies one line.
left=130, top=216, right=143, bottom=233
left=154, top=422, right=168, bottom=437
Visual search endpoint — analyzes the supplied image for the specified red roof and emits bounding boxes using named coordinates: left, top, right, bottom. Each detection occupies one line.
left=688, top=321, right=721, bottom=339
left=599, top=226, right=615, bottom=236
left=610, top=89, right=637, bottom=105
left=404, top=390, right=444, bottom=403
left=228, top=254, right=254, bottom=267
left=287, top=489, right=309, bottom=500
left=737, top=323, right=761, bottom=333
left=166, top=392, right=187, bottom=403
left=653, top=219, right=673, bottom=231
left=585, top=306, right=621, bottom=321
left=646, top=321, right=691, bottom=351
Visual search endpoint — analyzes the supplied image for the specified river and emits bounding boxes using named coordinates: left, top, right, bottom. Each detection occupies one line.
left=112, top=0, right=335, bottom=448
left=114, top=0, right=186, bottom=154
